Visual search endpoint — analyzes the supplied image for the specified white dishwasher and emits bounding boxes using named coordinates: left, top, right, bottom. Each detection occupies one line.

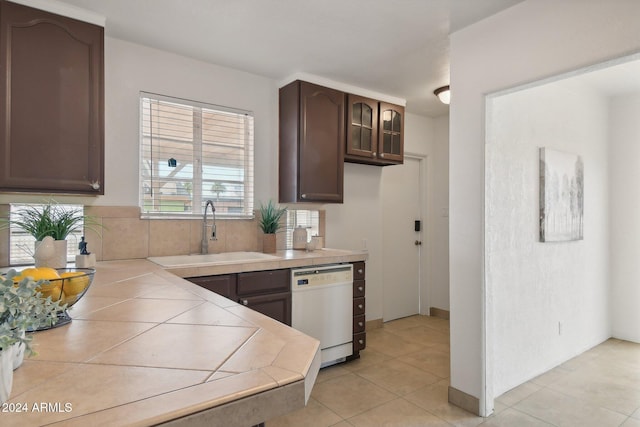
left=291, top=264, right=353, bottom=368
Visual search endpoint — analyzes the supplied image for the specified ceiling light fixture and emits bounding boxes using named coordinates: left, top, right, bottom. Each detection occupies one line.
left=434, top=85, right=450, bottom=105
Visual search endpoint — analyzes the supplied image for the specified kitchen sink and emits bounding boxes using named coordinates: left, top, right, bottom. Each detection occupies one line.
left=148, top=251, right=281, bottom=268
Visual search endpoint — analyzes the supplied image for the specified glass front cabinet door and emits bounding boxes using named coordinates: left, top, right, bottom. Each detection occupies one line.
left=346, top=95, right=378, bottom=160
left=377, top=102, right=404, bottom=164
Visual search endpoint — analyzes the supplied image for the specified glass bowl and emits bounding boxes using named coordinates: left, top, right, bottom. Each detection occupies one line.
left=9, top=267, right=96, bottom=329
left=36, top=268, right=96, bottom=307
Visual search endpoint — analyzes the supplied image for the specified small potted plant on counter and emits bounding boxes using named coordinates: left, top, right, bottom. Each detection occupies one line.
left=1, top=200, right=101, bottom=268
left=258, top=200, right=287, bottom=253
left=0, top=271, right=65, bottom=403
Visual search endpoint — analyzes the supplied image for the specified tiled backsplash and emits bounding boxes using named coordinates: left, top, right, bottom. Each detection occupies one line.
left=0, top=205, right=326, bottom=266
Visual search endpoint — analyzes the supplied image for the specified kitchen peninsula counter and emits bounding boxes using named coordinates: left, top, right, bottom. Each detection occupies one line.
left=5, top=259, right=325, bottom=427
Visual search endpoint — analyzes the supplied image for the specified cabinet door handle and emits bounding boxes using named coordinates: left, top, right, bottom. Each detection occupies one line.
left=358, top=304, right=363, bottom=310
left=301, top=194, right=307, bottom=199
left=358, top=339, right=364, bottom=345
left=380, top=153, right=385, bottom=158
left=241, top=299, right=249, bottom=306
left=358, top=269, right=363, bottom=274
left=358, top=322, right=364, bottom=327
left=358, top=286, right=364, bottom=292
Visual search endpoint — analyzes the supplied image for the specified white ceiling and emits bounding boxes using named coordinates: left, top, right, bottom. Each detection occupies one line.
left=54, top=0, right=524, bottom=117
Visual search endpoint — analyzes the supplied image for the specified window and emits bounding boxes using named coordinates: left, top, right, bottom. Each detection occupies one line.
left=285, top=210, right=320, bottom=249
left=9, top=204, right=83, bottom=266
left=140, top=93, right=254, bottom=218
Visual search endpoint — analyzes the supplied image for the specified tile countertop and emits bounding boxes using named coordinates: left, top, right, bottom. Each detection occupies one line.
left=5, top=249, right=367, bottom=427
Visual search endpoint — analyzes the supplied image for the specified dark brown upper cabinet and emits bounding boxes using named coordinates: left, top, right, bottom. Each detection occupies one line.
left=279, top=80, right=344, bottom=203
left=345, top=98, right=404, bottom=166
left=0, top=1, right=104, bottom=194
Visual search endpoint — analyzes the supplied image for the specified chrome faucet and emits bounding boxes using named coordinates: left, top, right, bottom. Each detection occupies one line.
left=201, top=200, right=217, bottom=254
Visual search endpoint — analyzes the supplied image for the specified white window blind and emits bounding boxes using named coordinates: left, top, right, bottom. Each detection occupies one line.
left=140, top=93, right=254, bottom=218
left=285, top=210, right=320, bottom=248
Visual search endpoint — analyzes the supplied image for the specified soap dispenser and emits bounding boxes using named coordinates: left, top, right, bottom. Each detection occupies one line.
left=293, top=226, right=307, bottom=250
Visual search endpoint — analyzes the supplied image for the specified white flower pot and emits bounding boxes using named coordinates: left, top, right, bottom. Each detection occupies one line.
left=34, top=238, right=67, bottom=268
left=0, top=345, right=15, bottom=404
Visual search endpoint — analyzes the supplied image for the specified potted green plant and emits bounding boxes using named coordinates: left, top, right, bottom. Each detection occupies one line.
left=258, top=200, right=287, bottom=253
left=1, top=200, right=101, bottom=268
left=0, top=271, right=65, bottom=403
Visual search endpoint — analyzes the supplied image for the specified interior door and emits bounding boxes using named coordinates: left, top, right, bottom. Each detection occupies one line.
left=382, top=156, right=423, bottom=321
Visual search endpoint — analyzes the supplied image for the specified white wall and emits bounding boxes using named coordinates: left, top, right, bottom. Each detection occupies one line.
left=486, top=82, right=610, bottom=398
left=0, top=14, right=450, bottom=324
left=610, top=93, right=640, bottom=343
left=0, top=34, right=448, bottom=324
left=326, top=112, right=447, bottom=321
left=0, top=36, right=284, bottom=262
left=430, top=115, right=450, bottom=311
left=0, top=36, right=279, bottom=207
left=102, top=37, right=279, bottom=206
left=450, top=0, right=640, bottom=415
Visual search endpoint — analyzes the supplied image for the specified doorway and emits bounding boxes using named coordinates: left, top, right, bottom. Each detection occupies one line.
left=381, top=155, right=425, bottom=321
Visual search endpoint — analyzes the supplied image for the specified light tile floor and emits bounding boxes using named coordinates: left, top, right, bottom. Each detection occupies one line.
left=266, top=315, right=640, bottom=427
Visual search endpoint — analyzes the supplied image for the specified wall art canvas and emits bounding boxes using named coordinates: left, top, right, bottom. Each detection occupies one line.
left=539, top=147, right=584, bottom=242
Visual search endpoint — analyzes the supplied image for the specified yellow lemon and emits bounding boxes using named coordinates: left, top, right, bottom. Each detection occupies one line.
left=19, top=267, right=60, bottom=281
left=18, top=267, right=61, bottom=295
left=60, top=272, right=89, bottom=296
left=40, top=285, right=63, bottom=301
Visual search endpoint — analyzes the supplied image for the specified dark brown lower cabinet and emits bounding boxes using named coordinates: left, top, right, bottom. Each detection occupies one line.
left=187, top=264, right=365, bottom=357
left=187, top=269, right=291, bottom=326
left=348, top=261, right=367, bottom=360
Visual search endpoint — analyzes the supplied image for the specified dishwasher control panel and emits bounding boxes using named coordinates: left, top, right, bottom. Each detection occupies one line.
left=292, top=264, right=353, bottom=289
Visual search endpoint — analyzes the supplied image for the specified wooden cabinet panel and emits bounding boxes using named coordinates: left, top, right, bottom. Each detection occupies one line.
left=353, top=332, right=366, bottom=352
left=187, top=274, right=237, bottom=301
left=237, top=269, right=289, bottom=296
left=353, top=297, right=366, bottom=316
left=353, top=262, right=365, bottom=280
left=0, top=1, right=104, bottom=194
left=353, top=314, right=365, bottom=334
left=353, top=279, right=365, bottom=298
left=240, top=292, right=292, bottom=326
left=348, top=261, right=366, bottom=361
left=279, top=80, right=344, bottom=203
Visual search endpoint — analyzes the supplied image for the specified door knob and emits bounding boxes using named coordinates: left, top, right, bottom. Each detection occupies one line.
left=415, top=240, right=422, bottom=246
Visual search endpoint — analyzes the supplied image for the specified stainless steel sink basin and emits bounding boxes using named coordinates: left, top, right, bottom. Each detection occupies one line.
left=148, top=251, right=280, bottom=268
